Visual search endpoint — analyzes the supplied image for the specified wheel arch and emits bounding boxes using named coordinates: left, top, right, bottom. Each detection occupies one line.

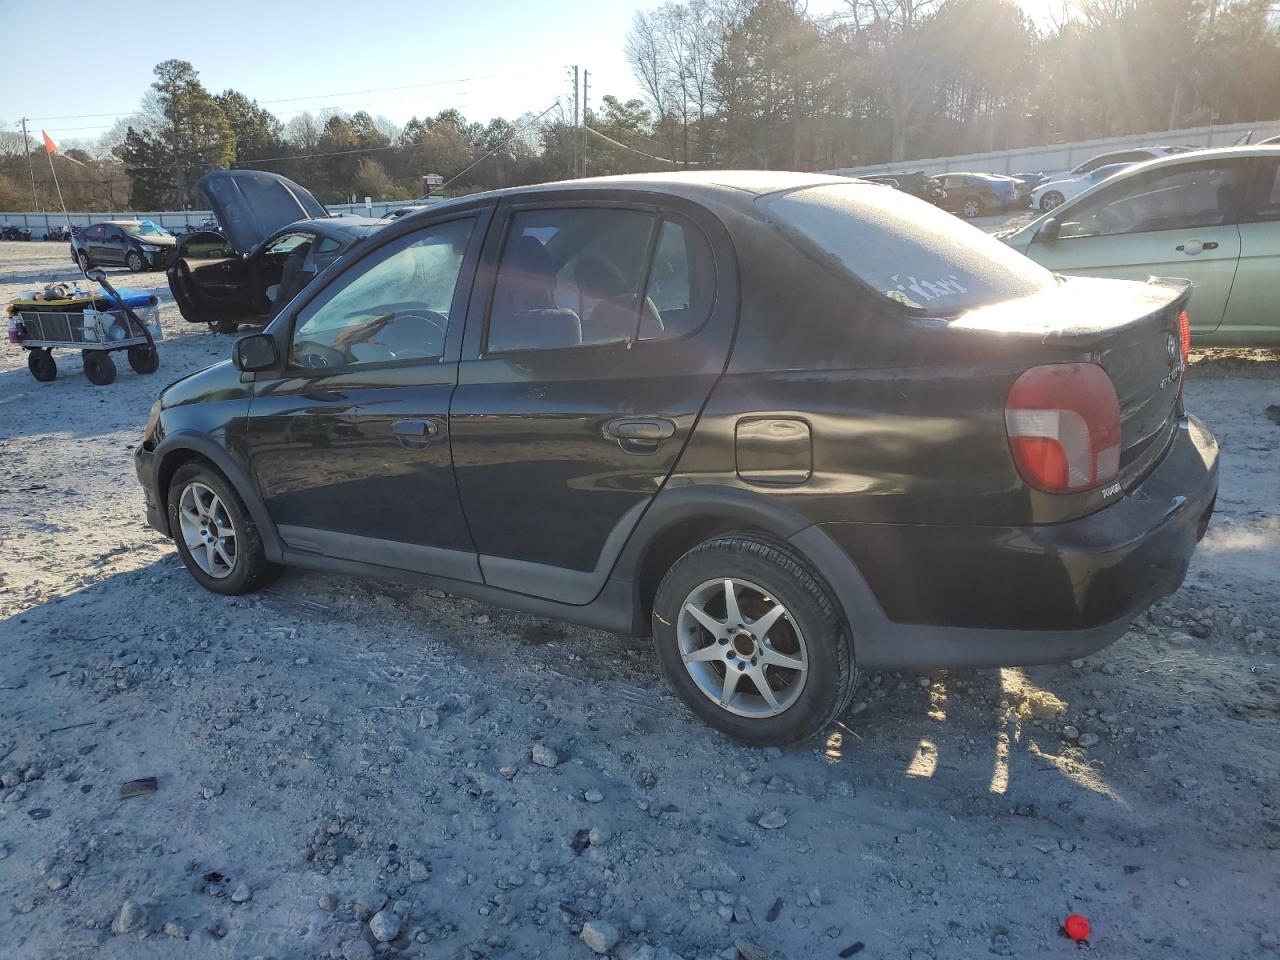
left=152, top=433, right=284, bottom=561
left=617, top=485, right=875, bottom=650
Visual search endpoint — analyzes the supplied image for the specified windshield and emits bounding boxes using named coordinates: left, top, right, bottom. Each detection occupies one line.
left=123, top=221, right=172, bottom=238
left=759, top=183, right=1054, bottom=312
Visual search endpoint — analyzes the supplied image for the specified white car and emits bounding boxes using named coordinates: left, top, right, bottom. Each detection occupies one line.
left=1032, top=162, right=1136, bottom=211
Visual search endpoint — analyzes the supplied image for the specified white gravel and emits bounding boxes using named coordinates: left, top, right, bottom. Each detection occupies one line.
left=1, top=239, right=1278, bottom=958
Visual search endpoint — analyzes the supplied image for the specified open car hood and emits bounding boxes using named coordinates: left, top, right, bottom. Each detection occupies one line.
left=197, top=169, right=329, bottom=257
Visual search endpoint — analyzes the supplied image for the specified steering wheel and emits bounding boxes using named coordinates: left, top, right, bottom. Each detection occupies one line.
left=292, top=341, right=346, bottom=369
left=365, top=310, right=448, bottom=359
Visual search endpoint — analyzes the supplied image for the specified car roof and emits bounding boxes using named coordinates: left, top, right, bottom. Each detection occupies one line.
left=1106, top=144, right=1280, bottom=169
left=417, top=170, right=853, bottom=217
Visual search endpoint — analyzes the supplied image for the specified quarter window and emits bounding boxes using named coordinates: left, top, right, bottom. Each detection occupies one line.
left=289, top=218, right=474, bottom=370
left=485, top=208, right=716, bottom=353
left=1056, top=161, right=1248, bottom=239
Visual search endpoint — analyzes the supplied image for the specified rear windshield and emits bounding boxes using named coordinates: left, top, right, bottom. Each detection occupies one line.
left=759, top=183, right=1054, bottom=313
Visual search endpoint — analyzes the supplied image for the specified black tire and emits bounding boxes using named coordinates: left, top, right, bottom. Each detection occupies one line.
left=211, top=318, right=238, bottom=335
left=1040, top=191, right=1065, bottom=211
left=167, top=462, right=281, bottom=595
left=82, top=351, right=117, bottom=386
left=27, top=348, right=57, bottom=382
left=127, top=344, right=160, bottom=374
left=77, top=250, right=91, bottom=272
left=652, top=534, right=856, bottom=746
left=126, top=250, right=145, bottom=272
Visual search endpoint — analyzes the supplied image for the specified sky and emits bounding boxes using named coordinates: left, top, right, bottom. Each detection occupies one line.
left=0, top=0, right=1063, bottom=150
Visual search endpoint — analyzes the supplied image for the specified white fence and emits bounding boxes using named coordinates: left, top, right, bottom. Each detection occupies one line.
left=0, top=198, right=444, bottom=238
left=825, top=119, right=1280, bottom=178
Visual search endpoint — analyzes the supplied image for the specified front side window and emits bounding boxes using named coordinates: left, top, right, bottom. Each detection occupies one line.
left=267, top=232, right=314, bottom=256
left=1056, top=161, right=1248, bottom=239
left=289, top=217, right=474, bottom=370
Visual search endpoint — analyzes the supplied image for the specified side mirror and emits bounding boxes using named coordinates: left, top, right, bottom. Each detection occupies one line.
left=1037, top=217, right=1061, bottom=242
left=232, top=333, right=279, bottom=372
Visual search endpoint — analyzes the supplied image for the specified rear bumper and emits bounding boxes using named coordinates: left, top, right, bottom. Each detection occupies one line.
left=812, top=414, right=1218, bottom=669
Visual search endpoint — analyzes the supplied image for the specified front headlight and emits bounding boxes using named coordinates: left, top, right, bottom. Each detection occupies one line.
left=144, top=399, right=162, bottom=444
left=140, top=244, right=159, bottom=252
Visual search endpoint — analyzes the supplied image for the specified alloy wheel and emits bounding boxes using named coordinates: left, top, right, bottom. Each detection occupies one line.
left=676, top=577, right=809, bottom=719
left=963, top=200, right=980, bottom=218
left=178, top=482, right=237, bottom=579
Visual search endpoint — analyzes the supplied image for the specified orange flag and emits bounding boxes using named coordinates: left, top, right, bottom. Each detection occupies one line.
left=42, top=130, right=58, bottom=154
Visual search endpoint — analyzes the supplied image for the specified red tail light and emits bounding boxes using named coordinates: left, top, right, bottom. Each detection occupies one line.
left=1178, top=309, right=1191, bottom=364
left=1005, top=363, right=1121, bottom=494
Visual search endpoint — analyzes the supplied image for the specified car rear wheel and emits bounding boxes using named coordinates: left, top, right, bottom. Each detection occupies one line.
left=1040, top=191, right=1065, bottom=211
left=652, top=534, right=856, bottom=745
left=77, top=251, right=91, bottom=272
left=167, top=463, right=280, bottom=595
left=962, top=198, right=984, bottom=218
left=126, top=250, right=145, bottom=272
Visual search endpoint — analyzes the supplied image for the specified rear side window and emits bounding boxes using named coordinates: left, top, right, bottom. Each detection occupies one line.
left=760, top=183, right=1053, bottom=312
left=486, top=208, right=715, bottom=352
left=1242, top=158, right=1280, bottom=222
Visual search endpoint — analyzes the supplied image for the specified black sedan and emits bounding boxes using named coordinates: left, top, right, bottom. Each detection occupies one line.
left=72, top=220, right=177, bottom=272
left=167, top=170, right=380, bottom=334
left=135, top=171, right=1217, bottom=745
left=935, top=172, right=1029, bottom=218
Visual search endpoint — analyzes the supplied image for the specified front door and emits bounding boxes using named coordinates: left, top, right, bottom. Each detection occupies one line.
left=1030, top=157, right=1250, bottom=334
left=242, top=211, right=489, bottom=580
left=449, top=196, right=735, bottom=604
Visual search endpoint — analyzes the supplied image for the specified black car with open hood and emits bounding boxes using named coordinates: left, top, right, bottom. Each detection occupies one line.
left=168, top=169, right=378, bottom=334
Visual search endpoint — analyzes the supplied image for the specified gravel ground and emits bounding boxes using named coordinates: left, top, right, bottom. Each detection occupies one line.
left=0, top=239, right=1277, bottom=960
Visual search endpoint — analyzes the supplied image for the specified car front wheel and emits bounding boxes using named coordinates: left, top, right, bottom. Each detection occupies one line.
left=167, top=462, right=280, bottom=595
left=126, top=250, right=145, bottom=272
left=652, top=534, right=856, bottom=746
left=1040, top=191, right=1065, bottom=211
left=78, top=251, right=91, bottom=272
left=962, top=198, right=983, bottom=218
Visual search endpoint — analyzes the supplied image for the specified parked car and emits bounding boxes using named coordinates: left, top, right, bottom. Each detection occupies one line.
left=935, top=173, right=1026, bottom=217
left=1031, top=161, right=1136, bottom=211
left=1003, top=146, right=1280, bottom=346
left=135, top=171, right=1218, bottom=745
left=167, top=170, right=381, bottom=334
left=2, top=224, right=33, bottom=241
left=71, top=220, right=176, bottom=272
left=1009, top=172, right=1051, bottom=189
left=860, top=172, right=946, bottom=204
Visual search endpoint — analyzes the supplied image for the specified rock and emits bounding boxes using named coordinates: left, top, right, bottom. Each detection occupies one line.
left=370, top=909, right=401, bottom=942
left=1175, top=876, right=1191, bottom=888
left=163, top=922, right=186, bottom=938
left=200, top=782, right=225, bottom=800
left=584, top=788, right=604, bottom=804
left=0, top=844, right=8, bottom=860
left=757, top=808, right=788, bottom=830
left=408, top=859, right=430, bottom=882
left=1062, top=725, right=1081, bottom=741
left=418, top=708, right=440, bottom=729
left=111, top=899, right=149, bottom=935
left=628, top=913, right=647, bottom=933
left=230, top=883, right=251, bottom=903
left=342, top=938, right=375, bottom=960
left=0, top=770, right=19, bottom=789
left=588, top=826, right=611, bottom=846
left=530, top=743, right=559, bottom=768
left=319, top=893, right=337, bottom=911
left=580, top=919, right=620, bottom=955
left=1078, top=732, right=1100, bottom=748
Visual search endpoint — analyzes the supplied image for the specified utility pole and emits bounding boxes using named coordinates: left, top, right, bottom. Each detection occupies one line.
left=19, top=118, right=39, bottom=212
left=572, top=65, right=580, bottom=178
left=582, top=69, right=589, bottom=178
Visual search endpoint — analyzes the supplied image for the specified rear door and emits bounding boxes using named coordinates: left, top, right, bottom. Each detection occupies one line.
left=449, top=193, right=735, bottom=604
left=1028, top=156, right=1249, bottom=334
left=242, top=210, right=490, bottom=579
left=1221, top=155, right=1280, bottom=344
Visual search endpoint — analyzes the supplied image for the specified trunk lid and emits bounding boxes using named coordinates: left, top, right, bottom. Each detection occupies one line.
left=197, top=170, right=329, bottom=257
left=953, top=275, right=1190, bottom=473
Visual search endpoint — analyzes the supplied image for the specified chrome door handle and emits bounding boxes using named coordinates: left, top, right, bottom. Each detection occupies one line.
left=606, top=417, right=676, bottom=454
left=392, top=418, right=441, bottom=449
left=1175, top=240, right=1217, bottom=254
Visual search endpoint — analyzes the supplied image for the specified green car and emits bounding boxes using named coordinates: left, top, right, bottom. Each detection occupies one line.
left=1002, top=146, right=1280, bottom=346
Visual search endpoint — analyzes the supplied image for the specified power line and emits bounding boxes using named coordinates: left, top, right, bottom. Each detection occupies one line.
left=584, top=124, right=700, bottom=166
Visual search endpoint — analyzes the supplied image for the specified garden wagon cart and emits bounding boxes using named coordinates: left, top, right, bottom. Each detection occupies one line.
left=6, top=271, right=162, bottom=386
